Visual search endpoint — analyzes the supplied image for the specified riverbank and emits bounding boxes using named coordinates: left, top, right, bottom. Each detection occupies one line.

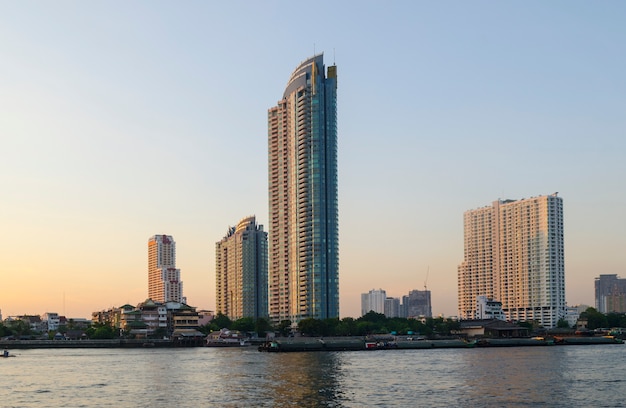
left=0, top=338, right=202, bottom=349
left=258, top=335, right=624, bottom=352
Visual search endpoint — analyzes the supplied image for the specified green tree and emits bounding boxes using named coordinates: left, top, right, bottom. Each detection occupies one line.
left=0, top=323, right=10, bottom=337
left=276, top=320, right=292, bottom=337
left=7, top=320, right=30, bottom=337
left=606, top=313, right=625, bottom=328
left=86, top=323, right=115, bottom=339
left=336, top=317, right=357, bottom=336
left=255, top=318, right=272, bottom=337
left=298, top=318, right=322, bottom=336
left=359, top=311, right=387, bottom=325
left=232, top=317, right=255, bottom=332
left=557, top=319, right=570, bottom=328
left=580, top=307, right=608, bottom=330
left=212, top=313, right=232, bottom=329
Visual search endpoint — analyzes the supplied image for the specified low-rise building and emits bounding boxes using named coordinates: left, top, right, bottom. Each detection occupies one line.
left=475, top=296, right=506, bottom=320
left=457, top=319, right=530, bottom=338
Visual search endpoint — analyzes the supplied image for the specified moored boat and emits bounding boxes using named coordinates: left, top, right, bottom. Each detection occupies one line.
left=554, top=336, right=624, bottom=345
left=476, top=337, right=554, bottom=347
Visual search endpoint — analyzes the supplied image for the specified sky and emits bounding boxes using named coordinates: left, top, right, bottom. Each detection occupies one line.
left=1, top=2, right=625, bottom=320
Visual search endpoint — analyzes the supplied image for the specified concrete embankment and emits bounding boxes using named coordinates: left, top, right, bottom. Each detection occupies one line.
left=0, top=339, right=201, bottom=349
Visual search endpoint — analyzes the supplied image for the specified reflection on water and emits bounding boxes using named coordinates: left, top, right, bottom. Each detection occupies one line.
left=1, top=345, right=625, bottom=407
left=262, top=352, right=342, bottom=407
left=460, top=347, right=569, bottom=406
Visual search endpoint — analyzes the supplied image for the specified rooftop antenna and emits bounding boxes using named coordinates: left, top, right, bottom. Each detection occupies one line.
left=333, top=48, right=336, bottom=65
left=424, top=267, right=429, bottom=292
left=313, top=43, right=316, bottom=56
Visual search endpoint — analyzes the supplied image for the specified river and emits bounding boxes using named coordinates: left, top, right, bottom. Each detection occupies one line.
left=1, top=345, right=624, bottom=407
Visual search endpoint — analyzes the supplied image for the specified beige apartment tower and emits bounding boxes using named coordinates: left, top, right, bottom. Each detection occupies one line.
left=215, top=216, right=268, bottom=321
left=148, top=235, right=183, bottom=303
left=458, top=194, right=566, bottom=328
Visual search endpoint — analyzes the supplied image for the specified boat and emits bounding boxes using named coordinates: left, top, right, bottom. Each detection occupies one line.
left=553, top=336, right=624, bottom=345
left=205, top=329, right=251, bottom=347
left=476, top=337, right=554, bottom=347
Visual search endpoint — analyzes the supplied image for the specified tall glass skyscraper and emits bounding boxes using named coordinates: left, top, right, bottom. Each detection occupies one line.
left=268, top=54, right=338, bottom=324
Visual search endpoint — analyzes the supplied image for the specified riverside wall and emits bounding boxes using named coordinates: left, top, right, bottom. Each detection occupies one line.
left=0, top=338, right=202, bottom=349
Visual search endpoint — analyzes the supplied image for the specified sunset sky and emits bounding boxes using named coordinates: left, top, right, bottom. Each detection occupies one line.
left=1, top=2, right=624, bottom=320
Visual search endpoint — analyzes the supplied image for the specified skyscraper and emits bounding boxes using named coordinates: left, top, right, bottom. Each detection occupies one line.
left=215, top=216, right=268, bottom=320
left=148, top=235, right=183, bottom=303
left=268, top=54, right=338, bottom=324
left=458, top=194, right=566, bottom=328
left=361, top=289, right=386, bottom=316
left=595, top=274, right=626, bottom=313
left=403, top=289, right=432, bottom=318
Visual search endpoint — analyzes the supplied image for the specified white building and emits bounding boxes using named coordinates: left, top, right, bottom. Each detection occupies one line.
left=148, top=235, right=183, bottom=303
left=458, top=193, right=566, bottom=328
left=361, top=289, right=386, bottom=316
left=475, top=296, right=506, bottom=320
left=42, top=312, right=60, bottom=331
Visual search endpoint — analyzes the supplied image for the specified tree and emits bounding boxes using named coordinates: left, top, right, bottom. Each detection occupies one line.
left=336, top=318, right=357, bottom=336
left=255, top=318, right=272, bottom=337
left=557, top=319, right=570, bottom=328
left=212, top=313, right=232, bottom=330
left=232, top=317, right=255, bottom=332
left=298, top=318, right=322, bottom=336
left=580, top=307, right=608, bottom=330
left=0, top=323, right=11, bottom=338
left=359, top=311, right=387, bottom=324
left=86, top=323, right=115, bottom=339
left=7, top=320, right=30, bottom=337
left=276, top=320, right=292, bottom=336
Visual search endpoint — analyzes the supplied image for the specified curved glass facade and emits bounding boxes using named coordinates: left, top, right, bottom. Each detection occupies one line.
left=268, top=54, right=338, bottom=324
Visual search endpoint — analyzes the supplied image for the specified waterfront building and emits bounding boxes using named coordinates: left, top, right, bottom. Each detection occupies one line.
left=595, top=274, right=626, bottom=313
left=148, top=235, right=183, bottom=303
left=267, top=53, right=339, bottom=324
left=361, top=289, right=386, bottom=316
left=458, top=193, right=566, bottom=328
left=98, top=300, right=199, bottom=337
left=403, top=289, right=432, bottom=318
left=42, top=312, right=60, bottom=332
left=564, top=305, right=582, bottom=328
left=215, top=216, right=268, bottom=321
left=475, top=296, right=505, bottom=320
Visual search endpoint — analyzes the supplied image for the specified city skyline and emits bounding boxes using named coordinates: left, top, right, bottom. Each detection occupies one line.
left=1, top=3, right=625, bottom=319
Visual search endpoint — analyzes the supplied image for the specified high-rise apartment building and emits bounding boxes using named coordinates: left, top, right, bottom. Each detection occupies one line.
left=384, top=297, right=401, bottom=318
left=458, top=194, right=566, bottom=328
left=361, top=289, right=386, bottom=316
left=148, top=235, right=183, bottom=303
left=403, top=290, right=432, bottom=318
left=595, top=274, right=626, bottom=313
left=268, top=54, right=338, bottom=324
left=215, top=216, right=268, bottom=320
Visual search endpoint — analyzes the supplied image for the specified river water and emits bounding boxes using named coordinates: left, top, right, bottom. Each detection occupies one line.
left=1, top=345, right=625, bottom=407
